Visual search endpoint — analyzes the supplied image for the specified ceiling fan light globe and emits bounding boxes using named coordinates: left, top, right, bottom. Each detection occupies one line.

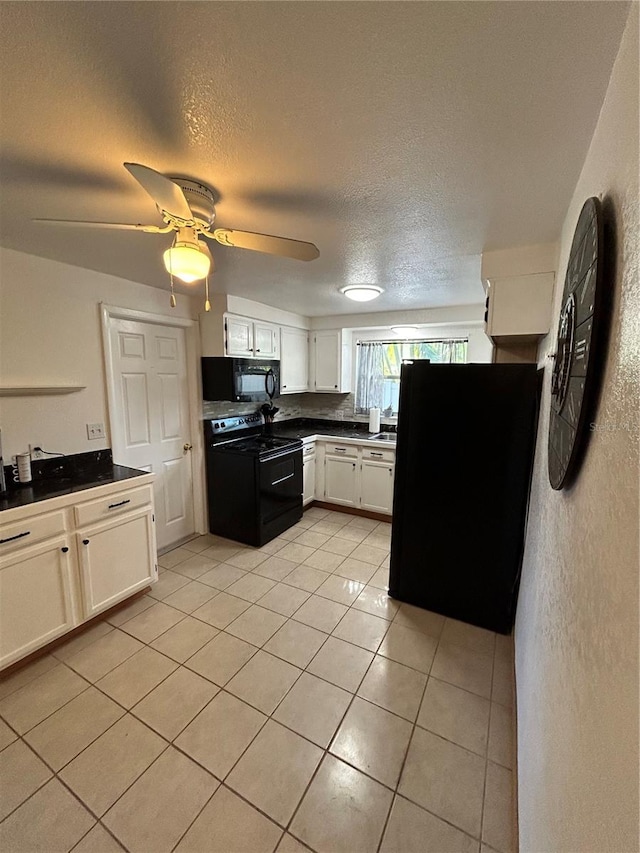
left=163, top=243, right=211, bottom=283
left=340, top=284, right=384, bottom=302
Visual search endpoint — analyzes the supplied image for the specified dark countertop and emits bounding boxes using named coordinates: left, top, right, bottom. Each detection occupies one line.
left=1, top=451, right=150, bottom=513
left=266, top=418, right=396, bottom=442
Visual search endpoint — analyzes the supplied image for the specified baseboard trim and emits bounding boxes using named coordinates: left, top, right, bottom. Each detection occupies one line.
left=308, top=501, right=392, bottom=524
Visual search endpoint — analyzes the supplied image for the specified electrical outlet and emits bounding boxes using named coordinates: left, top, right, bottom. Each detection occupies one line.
left=29, top=445, right=46, bottom=460
left=86, top=423, right=105, bottom=440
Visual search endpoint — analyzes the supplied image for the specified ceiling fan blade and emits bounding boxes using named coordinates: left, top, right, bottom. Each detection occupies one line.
left=124, top=162, right=193, bottom=222
left=33, top=219, right=171, bottom=233
left=211, top=228, right=319, bottom=261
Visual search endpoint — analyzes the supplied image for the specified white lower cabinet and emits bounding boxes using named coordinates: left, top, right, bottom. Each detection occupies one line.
left=302, top=447, right=316, bottom=506
left=360, top=459, right=395, bottom=514
left=77, top=508, right=156, bottom=619
left=324, top=455, right=359, bottom=507
left=316, top=440, right=395, bottom=515
left=0, top=475, right=157, bottom=671
left=0, top=535, right=77, bottom=669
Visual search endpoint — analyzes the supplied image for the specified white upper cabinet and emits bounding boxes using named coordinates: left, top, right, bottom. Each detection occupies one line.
left=253, top=322, right=280, bottom=359
left=225, top=315, right=255, bottom=357
left=484, top=274, right=555, bottom=340
left=224, top=315, right=280, bottom=359
left=311, top=330, right=352, bottom=393
left=280, top=327, right=309, bottom=393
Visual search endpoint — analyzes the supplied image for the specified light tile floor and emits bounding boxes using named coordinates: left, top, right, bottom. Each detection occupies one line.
left=0, top=507, right=516, bottom=853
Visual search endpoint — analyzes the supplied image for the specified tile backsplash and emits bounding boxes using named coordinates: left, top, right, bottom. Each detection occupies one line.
left=202, top=393, right=392, bottom=424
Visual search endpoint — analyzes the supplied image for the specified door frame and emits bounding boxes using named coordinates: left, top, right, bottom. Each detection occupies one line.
left=100, top=303, right=207, bottom=539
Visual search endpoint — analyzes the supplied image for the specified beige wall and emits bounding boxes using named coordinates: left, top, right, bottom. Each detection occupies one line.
left=0, top=248, right=197, bottom=460
left=515, top=8, right=639, bottom=852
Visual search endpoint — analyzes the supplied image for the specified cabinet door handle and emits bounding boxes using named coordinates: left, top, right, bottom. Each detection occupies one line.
left=352, top=463, right=356, bottom=469
left=282, top=385, right=287, bottom=389
left=370, top=452, right=383, bottom=457
left=0, top=530, right=30, bottom=544
left=334, top=384, right=338, bottom=388
left=82, top=539, right=90, bottom=545
left=334, top=447, right=346, bottom=453
left=255, top=348, right=261, bottom=353
left=108, top=499, right=131, bottom=509
left=61, top=546, right=69, bottom=553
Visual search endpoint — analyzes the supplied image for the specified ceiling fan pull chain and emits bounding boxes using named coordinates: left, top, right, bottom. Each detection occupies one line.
left=204, top=274, right=211, bottom=312
left=167, top=240, right=177, bottom=308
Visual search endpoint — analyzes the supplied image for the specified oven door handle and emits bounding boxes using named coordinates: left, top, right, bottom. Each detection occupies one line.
left=271, top=472, right=295, bottom=486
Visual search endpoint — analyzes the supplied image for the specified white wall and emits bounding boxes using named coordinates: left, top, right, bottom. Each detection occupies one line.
left=515, top=8, right=639, bottom=852
left=310, top=302, right=485, bottom=330
left=0, top=248, right=197, bottom=460
left=349, top=323, right=493, bottom=363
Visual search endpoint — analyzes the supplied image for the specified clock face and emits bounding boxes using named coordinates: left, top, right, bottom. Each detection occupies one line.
left=548, top=196, right=604, bottom=489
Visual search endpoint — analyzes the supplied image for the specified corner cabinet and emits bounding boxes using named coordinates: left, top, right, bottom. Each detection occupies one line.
left=281, top=327, right=310, bottom=394
left=0, top=476, right=157, bottom=671
left=311, top=330, right=352, bottom=393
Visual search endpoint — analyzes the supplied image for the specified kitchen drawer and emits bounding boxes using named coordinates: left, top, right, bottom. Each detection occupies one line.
left=303, top=444, right=316, bottom=459
left=362, top=446, right=395, bottom=462
left=0, top=511, right=67, bottom=553
left=322, top=442, right=357, bottom=458
left=74, top=485, right=153, bottom=527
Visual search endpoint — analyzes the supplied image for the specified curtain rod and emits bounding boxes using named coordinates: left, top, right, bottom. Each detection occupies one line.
left=356, top=337, right=468, bottom=346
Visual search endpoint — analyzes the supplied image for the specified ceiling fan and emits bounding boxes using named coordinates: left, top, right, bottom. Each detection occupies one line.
left=35, top=162, right=320, bottom=308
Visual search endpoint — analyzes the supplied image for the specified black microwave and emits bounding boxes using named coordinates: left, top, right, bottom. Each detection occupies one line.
left=201, top=357, right=280, bottom=402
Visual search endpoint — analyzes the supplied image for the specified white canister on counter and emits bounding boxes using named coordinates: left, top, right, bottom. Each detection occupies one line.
left=368, top=407, right=381, bottom=433
left=13, top=452, right=32, bottom=484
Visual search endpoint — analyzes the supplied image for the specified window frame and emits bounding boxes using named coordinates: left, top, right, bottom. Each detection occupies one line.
left=354, top=337, right=468, bottom=417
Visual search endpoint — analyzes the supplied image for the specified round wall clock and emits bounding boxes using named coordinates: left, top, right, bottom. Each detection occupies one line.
left=548, top=196, right=605, bottom=490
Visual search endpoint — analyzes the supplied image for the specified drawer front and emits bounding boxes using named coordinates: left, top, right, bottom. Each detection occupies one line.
left=362, top=446, right=395, bottom=462
left=323, top=442, right=358, bottom=459
left=0, top=510, right=66, bottom=554
left=74, top=485, right=153, bottom=527
left=303, top=444, right=316, bottom=459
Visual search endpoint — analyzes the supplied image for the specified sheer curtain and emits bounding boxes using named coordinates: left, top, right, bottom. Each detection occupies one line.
left=355, top=338, right=467, bottom=415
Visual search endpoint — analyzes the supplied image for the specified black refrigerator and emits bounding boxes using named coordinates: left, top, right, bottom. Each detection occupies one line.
left=389, top=362, right=541, bottom=634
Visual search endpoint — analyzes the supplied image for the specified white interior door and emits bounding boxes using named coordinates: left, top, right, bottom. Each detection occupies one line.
left=108, top=318, right=195, bottom=550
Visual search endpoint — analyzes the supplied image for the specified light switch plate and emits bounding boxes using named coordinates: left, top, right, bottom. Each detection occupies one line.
left=86, top=422, right=105, bottom=440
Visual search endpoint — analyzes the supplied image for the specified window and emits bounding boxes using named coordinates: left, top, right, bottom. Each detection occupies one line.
left=355, top=338, right=467, bottom=416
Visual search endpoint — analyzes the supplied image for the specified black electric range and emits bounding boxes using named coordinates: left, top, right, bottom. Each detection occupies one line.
left=203, top=414, right=303, bottom=546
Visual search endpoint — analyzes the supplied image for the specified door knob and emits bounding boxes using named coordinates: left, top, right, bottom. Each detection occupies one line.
left=183, top=443, right=193, bottom=453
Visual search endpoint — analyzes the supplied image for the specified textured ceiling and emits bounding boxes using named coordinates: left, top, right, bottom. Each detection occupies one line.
left=0, top=1, right=629, bottom=316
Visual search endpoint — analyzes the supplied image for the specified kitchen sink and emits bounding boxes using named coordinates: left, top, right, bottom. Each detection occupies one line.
left=370, top=433, right=397, bottom=442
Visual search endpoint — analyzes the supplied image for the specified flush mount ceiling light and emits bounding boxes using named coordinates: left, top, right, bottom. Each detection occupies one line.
left=391, top=326, right=419, bottom=338
left=340, top=284, right=384, bottom=302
